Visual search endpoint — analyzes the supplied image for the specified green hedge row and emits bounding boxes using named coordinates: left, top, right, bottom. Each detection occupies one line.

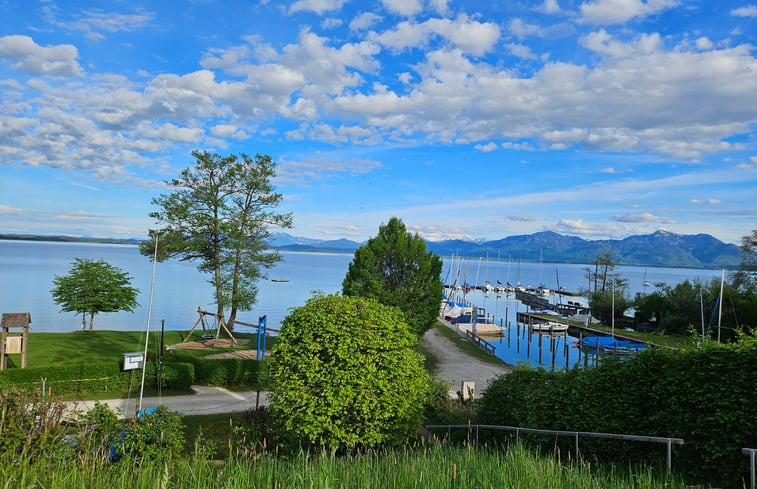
left=476, top=338, right=757, bottom=489
left=168, top=353, right=269, bottom=389
left=0, top=360, right=196, bottom=395
left=0, top=361, right=129, bottom=395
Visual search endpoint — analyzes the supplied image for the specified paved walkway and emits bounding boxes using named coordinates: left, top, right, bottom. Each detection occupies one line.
left=67, top=386, right=268, bottom=419
left=421, top=327, right=510, bottom=399
left=67, top=326, right=509, bottom=418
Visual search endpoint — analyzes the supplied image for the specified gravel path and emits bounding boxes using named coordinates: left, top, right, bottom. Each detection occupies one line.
left=421, top=327, right=510, bottom=399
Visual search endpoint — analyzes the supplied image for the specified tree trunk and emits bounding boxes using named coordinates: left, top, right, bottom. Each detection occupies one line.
left=89, top=312, right=95, bottom=332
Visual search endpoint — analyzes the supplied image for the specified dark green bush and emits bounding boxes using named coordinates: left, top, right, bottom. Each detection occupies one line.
left=118, top=405, right=185, bottom=463
left=0, top=389, right=68, bottom=463
left=477, top=338, right=757, bottom=488
left=169, top=354, right=269, bottom=388
left=159, top=362, right=195, bottom=391
left=0, top=361, right=130, bottom=395
left=72, top=401, right=123, bottom=462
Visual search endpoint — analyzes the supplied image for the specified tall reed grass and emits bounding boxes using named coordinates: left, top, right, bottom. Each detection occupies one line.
left=1, top=443, right=684, bottom=489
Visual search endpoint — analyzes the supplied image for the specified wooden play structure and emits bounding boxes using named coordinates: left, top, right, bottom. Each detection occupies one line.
left=181, top=307, right=279, bottom=359
left=1, top=312, right=30, bottom=370
left=182, top=307, right=238, bottom=347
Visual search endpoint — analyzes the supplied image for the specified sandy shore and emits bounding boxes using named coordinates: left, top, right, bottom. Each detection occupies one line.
left=421, top=326, right=510, bottom=399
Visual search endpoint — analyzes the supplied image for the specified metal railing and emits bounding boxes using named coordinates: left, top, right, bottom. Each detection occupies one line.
left=745, top=448, right=756, bottom=489
left=464, top=329, right=496, bottom=355
left=424, top=424, right=684, bottom=474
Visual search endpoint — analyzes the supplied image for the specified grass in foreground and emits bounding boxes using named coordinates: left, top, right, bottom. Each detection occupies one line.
left=1, top=443, right=685, bottom=489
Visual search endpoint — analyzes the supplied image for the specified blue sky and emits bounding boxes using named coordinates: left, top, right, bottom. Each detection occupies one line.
left=0, top=0, right=755, bottom=245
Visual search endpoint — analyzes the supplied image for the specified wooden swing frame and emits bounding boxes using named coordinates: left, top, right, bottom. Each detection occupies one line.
left=182, top=306, right=238, bottom=347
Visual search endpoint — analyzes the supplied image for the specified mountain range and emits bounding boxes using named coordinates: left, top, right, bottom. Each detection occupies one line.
left=270, top=230, right=745, bottom=269
left=0, top=230, right=745, bottom=269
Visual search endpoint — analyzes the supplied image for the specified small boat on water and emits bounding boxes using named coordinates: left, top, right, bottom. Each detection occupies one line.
left=529, top=321, right=569, bottom=332
left=448, top=306, right=505, bottom=335
left=452, top=321, right=505, bottom=336
left=440, top=296, right=473, bottom=321
left=578, top=336, right=645, bottom=354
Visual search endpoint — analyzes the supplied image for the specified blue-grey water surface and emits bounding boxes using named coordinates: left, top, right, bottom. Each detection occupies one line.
left=0, top=240, right=723, bottom=368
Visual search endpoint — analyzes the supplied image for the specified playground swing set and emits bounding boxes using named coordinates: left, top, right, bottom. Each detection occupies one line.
left=181, top=306, right=276, bottom=359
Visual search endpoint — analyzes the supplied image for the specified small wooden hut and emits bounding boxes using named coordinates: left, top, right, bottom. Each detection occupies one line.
left=1, top=312, right=30, bottom=369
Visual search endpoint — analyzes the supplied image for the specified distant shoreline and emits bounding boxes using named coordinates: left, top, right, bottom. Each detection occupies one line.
left=0, top=234, right=357, bottom=256
left=0, top=234, right=144, bottom=245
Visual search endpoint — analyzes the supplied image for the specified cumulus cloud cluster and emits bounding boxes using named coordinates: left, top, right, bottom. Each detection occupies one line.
left=0, top=0, right=755, bottom=190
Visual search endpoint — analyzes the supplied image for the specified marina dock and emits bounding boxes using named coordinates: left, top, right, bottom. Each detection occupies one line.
left=516, top=312, right=643, bottom=343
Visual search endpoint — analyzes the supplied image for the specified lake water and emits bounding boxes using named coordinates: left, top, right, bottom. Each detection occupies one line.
left=0, top=240, right=723, bottom=368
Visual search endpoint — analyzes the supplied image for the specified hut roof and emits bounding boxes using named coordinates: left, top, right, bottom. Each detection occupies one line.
left=1, top=313, right=31, bottom=328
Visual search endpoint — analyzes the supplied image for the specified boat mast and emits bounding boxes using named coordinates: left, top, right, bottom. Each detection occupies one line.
left=611, top=286, right=615, bottom=339
left=138, top=235, right=159, bottom=415
left=700, top=286, right=705, bottom=340
left=717, top=269, right=724, bottom=342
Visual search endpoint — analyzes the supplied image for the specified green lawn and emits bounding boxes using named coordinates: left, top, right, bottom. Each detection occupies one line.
left=4, top=329, right=267, bottom=368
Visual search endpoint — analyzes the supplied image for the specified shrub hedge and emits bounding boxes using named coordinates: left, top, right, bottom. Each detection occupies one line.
left=476, top=338, right=757, bottom=489
left=0, top=361, right=129, bottom=395
left=0, top=358, right=245, bottom=395
left=163, top=353, right=270, bottom=389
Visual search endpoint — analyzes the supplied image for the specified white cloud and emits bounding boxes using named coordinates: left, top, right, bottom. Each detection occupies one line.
left=508, top=18, right=574, bottom=40
left=428, top=0, right=450, bottom=15
left=289, top=0, right=348, bottom=14
left=581, top=29, right=661, bottom=57
left=695, top=37, right=714, bottom=50
left=279, top=157, right=383, bottom=184
left=474, top=142, right=499, bottom=152
left=322, top=17, right=343, bottom=29
left=731, top=5, right=757, bottom=17
left=41, top=6, right=154, bottom=41
left=540, top=0, right=561, bottom=14
left=554, top=219, right=607, bottom=236
left=501, top=141, right=535, bottom=151
left=690, top=198, right=722, bottom=205
left=0, top=35, right=83, bottom=76
left=350, top=12, right=383, bottom=31
left=507, top=43, right=538, bottom=60
left=580, top=0, right=678, bottom=25
left=77, top=9, right=154, bottom=38
left=0, top=204, right=24, bottom=214
left=372, top=15, right=500, bottom=56
left=381, top=0, right=422, bottom=17
left=210, top=124, right=249, bottom=140
left=613, top=212, right=675, bottom=223
left=509, top=18, right=543, bottom=39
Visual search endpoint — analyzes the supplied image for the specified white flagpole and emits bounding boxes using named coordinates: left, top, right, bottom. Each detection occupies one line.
left=138, top=235, right=159, bottom=415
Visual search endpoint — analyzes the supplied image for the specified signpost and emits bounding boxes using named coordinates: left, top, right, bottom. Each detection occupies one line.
left=123, top=352, right=144, bottom=371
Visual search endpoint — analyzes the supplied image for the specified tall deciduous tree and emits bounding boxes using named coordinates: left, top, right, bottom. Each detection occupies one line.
left=51, top=258, right=139, bottom=332
left=342, top=217, right=443, bottom=336
left=732, top=229, right=757, bottom=291
left=269, top=294, right=430, bottom=451
left=140, top=151, right=291, bottom=327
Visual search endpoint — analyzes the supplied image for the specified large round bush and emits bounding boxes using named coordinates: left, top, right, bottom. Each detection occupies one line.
left=269, top=294, right=430, bottom=451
